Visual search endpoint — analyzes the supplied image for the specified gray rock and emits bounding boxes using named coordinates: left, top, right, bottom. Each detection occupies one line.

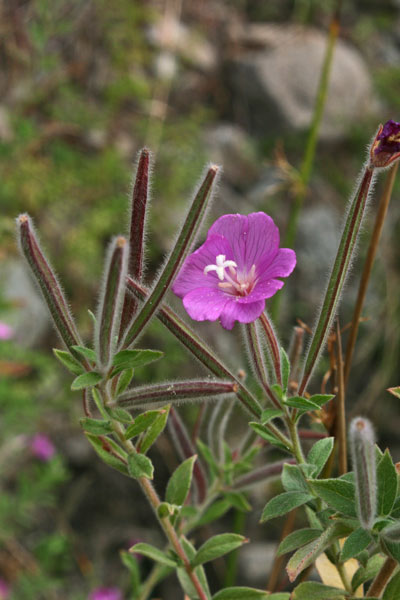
left=203, top=123, right=259, bottom=189
left=1, top=259, right=50, bottom=347
left=225, top=24, right=374, bottom=141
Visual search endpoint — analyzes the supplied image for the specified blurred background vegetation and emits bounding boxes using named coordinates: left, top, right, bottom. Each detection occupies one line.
left=1, top=0, right=400, bottom=597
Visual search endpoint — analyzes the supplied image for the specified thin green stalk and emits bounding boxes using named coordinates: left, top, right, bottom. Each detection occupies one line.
left=224, top=510, right=246, bottom=588
left=259, top=312, right=282, bottom=385
left=287, top=417, right=305, bottom=465
left=344, top=162, right=398, bottom=385
left=271, top=10, right=340, bottom=320
left=335, top=319, right=347, bottom=475
left=244, top=322, right=280, bottom=408
left=101, top=386, right=210, bottom=600
left=299, top=166, right=375, bottom=396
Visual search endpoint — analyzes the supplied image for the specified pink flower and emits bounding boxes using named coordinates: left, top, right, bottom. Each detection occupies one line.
left=0, top=579, right=9, bottom=599
left=0, top=322, right=13, bottom=340
left=30, top=434, right=55, bottom=462
left=173, top=212, right=296, bottom=329
left=89, top=588, right=122, bottom=600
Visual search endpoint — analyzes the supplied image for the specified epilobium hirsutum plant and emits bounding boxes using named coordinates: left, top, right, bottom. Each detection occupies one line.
left=16, top=121, right=400, bottom=599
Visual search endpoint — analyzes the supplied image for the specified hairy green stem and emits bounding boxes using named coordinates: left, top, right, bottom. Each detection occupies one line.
left=100, top=385, right=210, bottom=600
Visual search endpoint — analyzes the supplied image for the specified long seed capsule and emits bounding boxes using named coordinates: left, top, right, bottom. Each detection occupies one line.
left=349, top=416, right=376, bottom=530
left=17, top=214, right=82, bottom=352
left=95, top=236, right=128, bottom=368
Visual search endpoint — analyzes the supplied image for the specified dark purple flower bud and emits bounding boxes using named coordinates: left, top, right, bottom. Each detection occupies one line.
left=370, top=120, right=400, bottom=168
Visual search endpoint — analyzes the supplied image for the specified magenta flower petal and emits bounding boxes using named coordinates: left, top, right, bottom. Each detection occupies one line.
left=257, top=248, right=297, bottom=281
left=173, top=234, right=233, bottom=298
left=173, top=212, right=296, bottom=329
left=220, top=299, right=266, bottom=330
left=183, top=288, right=229, bottom=322
left=208, top=212, right=279, bottom=272
left=0, top=579, right=10, bottom=599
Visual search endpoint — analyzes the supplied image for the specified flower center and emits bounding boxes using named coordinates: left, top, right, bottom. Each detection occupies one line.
left=204, top=254, right=257, bottom=296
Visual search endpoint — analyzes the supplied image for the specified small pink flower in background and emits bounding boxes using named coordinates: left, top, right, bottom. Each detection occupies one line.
left=173, top=212, right=296, bottom=329
left=0, top=578, right=10, bottom=599
left=89, top=587, right=122, bottom=600
left=30, top=434, right=55, bottom=461
left=0, top=322, right=13, bottom=341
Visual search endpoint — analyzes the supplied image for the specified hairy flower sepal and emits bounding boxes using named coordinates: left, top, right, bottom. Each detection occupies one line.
left=173, top=212, right=296, bottom=329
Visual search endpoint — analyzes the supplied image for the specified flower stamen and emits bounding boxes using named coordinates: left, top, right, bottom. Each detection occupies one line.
left=204, top=254, right=237, bottom=281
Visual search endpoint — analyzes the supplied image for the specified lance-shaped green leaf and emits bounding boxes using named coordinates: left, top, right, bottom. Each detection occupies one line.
left=95, top=236, right=128, bottom=368
left=166, top=455, right=197, bottom=506
left=112, top=348, right=164, bottom=374
left=53, top=349, right=84, bottom=375
left=340, top=527, right=372, bottom=562
left=307, top=437, right=334, bottom=477
left=292, top=582, right=349, bottom=599
left=277, top=528, right=322, bottom=556
left=127, top=452, right=154, bottom=479
left=71, top=345, right=97, bottom=363
left=260, top=491, right=313, bottom=522
left=299, top=166, right=376, bottom=395
left=129, top=542, right=177, bottom=567
left=212, top=588, right=271, bottom=599
left=17, top=214, right=83, bottom=353
left=118, top=379, right=236, bottom=410
left=126, top=278, right=267, bottom=421
left=139, top=405, right=170, bottom=454
left=71, top=371, right=103, bottom=390
left=168, top=407, right=207, bottom=503
left=308, top=478, right=356, bottom=517
left=349, top=417, right=377, bottom=528
left=377, top=449, right=397, bottom=516
left=124, top=410, right=164, bottom=439
left=80, top=417, right=113, bottom=435
left=121, top=165, right=219, bottom=348
left=119, top=149, right=150, bottom=338
left=351, top=553, right=385, bottom=591
left=380, top=521, right=400, bottom=543
left=85, top=433, right=128, bottom=475
left=192, top=533, right=248, bottom=567
left=282, top=463, right=309, bottom=493
left=286, top=523, right=345, bottom=582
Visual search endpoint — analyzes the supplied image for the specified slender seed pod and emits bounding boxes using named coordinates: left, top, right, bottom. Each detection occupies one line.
left=349, top=416, right=377, bottom=530
left=232, top=459, right=296, bottom=490
left=117, top=379, right=236, bottom=410
left=119, top=149, right=150, bottom=339
left=120, top=165, right=219, bottom=349
left=16, top=214, right=82, bottom=352
left=95, top=236, right=128, bottom=369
